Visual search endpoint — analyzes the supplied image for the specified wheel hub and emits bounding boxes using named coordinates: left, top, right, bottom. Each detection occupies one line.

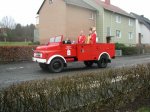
left=53, top=62, right=61, bottom=69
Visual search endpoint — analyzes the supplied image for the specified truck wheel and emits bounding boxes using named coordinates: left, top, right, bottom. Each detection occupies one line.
left=97, top=55, right=108, bottom=68
left=39, top=63, right=48, bottom=71
left=49, top=58, right=64, bottom=73
left=84, top=61, right=94, bottom=67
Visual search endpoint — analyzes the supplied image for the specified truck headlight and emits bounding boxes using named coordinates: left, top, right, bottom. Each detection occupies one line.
left=34, top=52, right=43, bottom=58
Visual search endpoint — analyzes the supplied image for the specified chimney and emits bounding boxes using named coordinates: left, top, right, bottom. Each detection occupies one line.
left=105, top=0, right=110, bottom=5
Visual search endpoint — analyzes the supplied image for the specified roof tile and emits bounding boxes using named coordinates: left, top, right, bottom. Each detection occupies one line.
left=131, top=13, right=150, bottom=30
left=94, top=0, right=135, bottom=18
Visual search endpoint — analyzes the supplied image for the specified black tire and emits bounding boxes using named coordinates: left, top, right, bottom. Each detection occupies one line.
left=84, top=61, right=94, bottom=67
left=48, top=58, right=64, bottom=73
left=97, top=55, right=108, bottom=68
left=39, top=63, right=48, bottom=71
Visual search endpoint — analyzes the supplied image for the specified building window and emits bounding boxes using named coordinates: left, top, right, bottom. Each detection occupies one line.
left=107, top=27, right=111, bottom=36
left=116, top=15, right=121, bottom=23
left=129, top=19, right=133, bottom=26
left=128, top=32, right=133, bottom=39
left=116, top=30, right=121, bottom=38
left=49, top=0, right=53, bottom=4
left=89, top=13, right=94, bottom=20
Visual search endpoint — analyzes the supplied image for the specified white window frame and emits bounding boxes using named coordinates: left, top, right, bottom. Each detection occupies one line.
left=116, top=15, right=121, bottom=23
left=128, top=32, right=133, bottom=39
left=49, top=0, right=53, bottom=4
left=129, top=19, right=133, bottom=26
left=116, top=30, right=121, bottom=38
left=89, top=13, right=94, bottom=20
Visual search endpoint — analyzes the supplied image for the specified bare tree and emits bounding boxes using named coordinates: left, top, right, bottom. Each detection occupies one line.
left=0, top=16, right=16, bottom=29
left=0, top=16, right=16, bottom=41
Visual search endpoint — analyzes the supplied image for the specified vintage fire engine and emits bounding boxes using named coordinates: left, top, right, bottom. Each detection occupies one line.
left=33, top=35, right=115, bottom=73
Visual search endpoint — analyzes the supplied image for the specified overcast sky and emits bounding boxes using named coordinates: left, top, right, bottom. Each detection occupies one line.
left=0, top=0, right=149, bottom=25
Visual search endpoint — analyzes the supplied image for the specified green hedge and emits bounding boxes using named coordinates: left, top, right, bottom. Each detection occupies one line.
left=115, top=43, right=150, bottom=55
left=120, top=46, right=140, bottom=55
left=0, top=46, right=37, bottom=63
left=0, top=64, right=150, bottom=112
left=115, top=43, right=126, bottom=49
left=115, top=43, right=141, bottom=55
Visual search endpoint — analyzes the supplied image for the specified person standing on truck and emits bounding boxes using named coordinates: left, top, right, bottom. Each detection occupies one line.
left=90, top=27, right=97, bottom=44
left=78, top=31, right=86, bottom=44
left=86, top=27, right=92, bottom=44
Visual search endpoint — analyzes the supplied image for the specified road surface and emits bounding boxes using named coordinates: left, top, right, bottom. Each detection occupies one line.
left=0, top=54, right=150, bottom=89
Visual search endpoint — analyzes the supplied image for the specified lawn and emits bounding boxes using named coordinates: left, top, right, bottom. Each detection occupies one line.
left=0, top=42, right=32, bottom=46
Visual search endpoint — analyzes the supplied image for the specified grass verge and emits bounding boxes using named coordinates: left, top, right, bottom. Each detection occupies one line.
left=0, top=42, right=32, bottom=46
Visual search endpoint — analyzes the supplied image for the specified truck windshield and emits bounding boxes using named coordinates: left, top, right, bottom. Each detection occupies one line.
left=55, top=36, right=61, bottom=42
left=50, top=37, right=55, bottom=43
left=49, top=36, right=62, bottom=43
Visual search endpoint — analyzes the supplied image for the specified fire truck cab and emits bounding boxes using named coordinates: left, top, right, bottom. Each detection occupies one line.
left=33, top=35, right=115, bottom=73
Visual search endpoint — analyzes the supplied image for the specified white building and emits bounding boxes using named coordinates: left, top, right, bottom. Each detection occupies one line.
left=131, top=13, right=150, bottom=45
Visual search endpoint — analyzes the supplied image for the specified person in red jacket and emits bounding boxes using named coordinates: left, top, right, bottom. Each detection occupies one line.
left=78, top=31, right=86, bottom=44
left=90, top=27, right=97, bottom=44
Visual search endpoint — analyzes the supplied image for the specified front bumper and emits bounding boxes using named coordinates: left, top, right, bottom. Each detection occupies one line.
left=32, top=57, right=47, bottom=63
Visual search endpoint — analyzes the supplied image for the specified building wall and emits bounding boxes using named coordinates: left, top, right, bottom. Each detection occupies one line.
left=104, top=10, right=136, bottom=45
left=38, top=0, right=96, bottom=44
left=83, top=0, right=104, bottom=42
left=135, top=20, right=141, bottom=44
left=136, top=20, right=150, bottom=44
left=140, top=24, right=150, bottom=44
left=38, top=0, right=67, bottom=44
left=66, top=4, right=96, bottom=41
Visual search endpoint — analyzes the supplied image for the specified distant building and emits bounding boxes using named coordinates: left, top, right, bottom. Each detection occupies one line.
left=131, top=13, right=150, bottom=45
left=36, top=0, right=96, bottom=44
left=85, top=0, right=136, bottom=45
left=36, top=0, right=136, bottom=45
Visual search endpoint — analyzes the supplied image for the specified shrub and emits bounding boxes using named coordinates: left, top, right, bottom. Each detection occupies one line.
left=0, top=64, right=150, bottom=112
left=0, top=46, right=37, bottom=63
left=121, top=46, right=139, bottom=55
left=115, top=43, right=140, bottom=55
left=115, top=43, right=126, bottom=50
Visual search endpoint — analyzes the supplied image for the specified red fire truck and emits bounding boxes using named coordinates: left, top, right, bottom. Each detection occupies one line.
left=33, top=35, right=115, bottom=73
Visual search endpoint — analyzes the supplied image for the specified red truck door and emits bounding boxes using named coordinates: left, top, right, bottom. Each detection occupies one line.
left=77, top=44, right=94, bottom=61
left=61, top=44, right=77, bottom=58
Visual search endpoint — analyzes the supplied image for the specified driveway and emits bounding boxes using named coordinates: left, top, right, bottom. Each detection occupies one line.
left=0, top=54, right=150, bottom=89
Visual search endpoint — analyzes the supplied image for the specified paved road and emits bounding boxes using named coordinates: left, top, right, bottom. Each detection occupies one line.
left=0, top=54, right=150, bottom=89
